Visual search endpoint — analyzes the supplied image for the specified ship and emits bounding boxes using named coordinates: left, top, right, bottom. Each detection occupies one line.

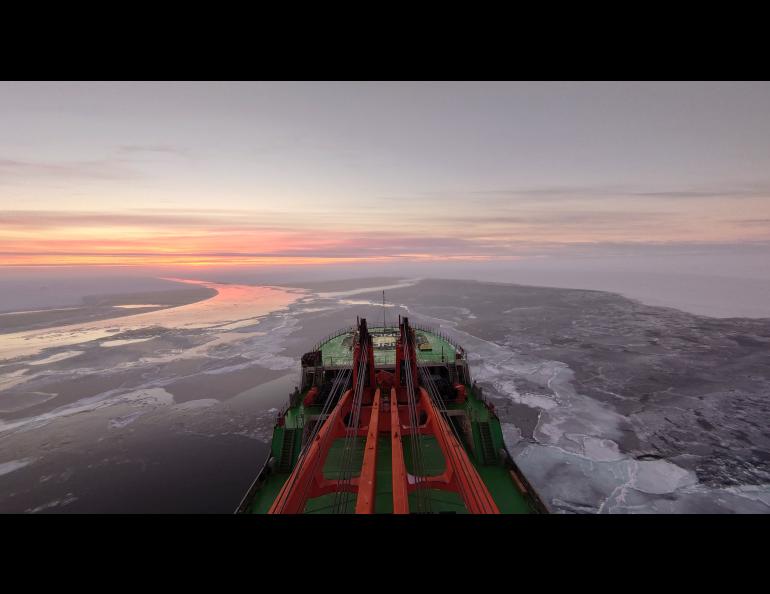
left=236, top=316, right=547, bottom=514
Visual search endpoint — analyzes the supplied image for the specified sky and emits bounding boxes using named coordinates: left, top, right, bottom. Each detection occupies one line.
left=1, top=81, right=770, bottom=268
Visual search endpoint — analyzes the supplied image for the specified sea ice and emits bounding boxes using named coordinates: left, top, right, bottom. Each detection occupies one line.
left=0, top=457, right=35, bottom=477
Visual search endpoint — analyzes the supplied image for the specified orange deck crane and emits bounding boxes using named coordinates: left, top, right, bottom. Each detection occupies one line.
left=269, top=317, right=499, bottom=514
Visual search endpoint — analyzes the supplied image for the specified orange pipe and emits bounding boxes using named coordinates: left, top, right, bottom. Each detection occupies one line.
left=420, top=388, right=499, bottom=514
left=269, top=389, right=352, bottom=514
left=354, top=388, right=381, bottom=514
left=390, top=388, right=410, bottom=514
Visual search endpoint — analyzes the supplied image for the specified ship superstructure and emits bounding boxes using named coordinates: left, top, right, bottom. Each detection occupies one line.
left=237, top=317, right=547, bottom=514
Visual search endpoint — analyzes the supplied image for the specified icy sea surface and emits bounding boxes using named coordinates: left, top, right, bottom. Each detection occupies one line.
left=0, top=276, right=768, bottom=513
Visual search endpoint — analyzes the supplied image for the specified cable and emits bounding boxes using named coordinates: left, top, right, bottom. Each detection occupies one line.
left=294, top=365, right=352, bottom=512
left=273, top=364, right=352, bottom=513
left=419, top=364, right=490, bottom=512
left=402, top=325, right=431, bottom=513
left=331, top=328, right=369, bottom=514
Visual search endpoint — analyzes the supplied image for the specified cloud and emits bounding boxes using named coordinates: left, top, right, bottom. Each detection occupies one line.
left=420, top=181, right=770, bottom=202
left=116, top=145, right=190, bottom=158
left=0, top=210, right=249, bottom=230
left=432, top=210, right=672, bottom=226
left=733, top=219, right=770, bottom=226
left=0, top=144, right=189, bottom=185
left=4, top=239, right=770, bottom=264
left=0, top=207, right=667, bottom=242
left=0, top=157, right=139, bottom=182
left=1, top=198, right=768, bottom=266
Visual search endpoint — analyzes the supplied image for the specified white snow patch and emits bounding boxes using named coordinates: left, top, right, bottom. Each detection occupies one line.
left=120, top=387, right=175, bottom=407
left=536, top=418, right=566, bottom=445
left=100, top=337, right=153, bottom=347
left=108, top=411, right=145, bottom=429
left=173, top=399, right=219, bottom=411
left=632, top=459, right=698, bottom=494
left=724, top=484, right=770, bottom=508
left=516, top=392, right=559, bottom=410
left=0, top=457, right=35, bottom=476
left=502, top=423, right=522, bottom=448
left=113, top=304, right=163, bottom=309
left=495, top=380, right=558, bottom=410
left=317, top=279, right=420, bottom=298
left=26, top=494, right=78, bottom=513
left=581, top=437, right=625, bottom=462
left=0, top=387, right=176, bottom=434
left=27, top=351, right=84, bottom=365
left=0, top=368, right=30, bottom=391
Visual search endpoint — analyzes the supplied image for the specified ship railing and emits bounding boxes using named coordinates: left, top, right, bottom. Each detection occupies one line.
left=324, top=356, right=355, bottom=367
left=276, top=402, right=290, bottom=422
left=411, top=322, right=465, bottom=356
left=311, top=324, right=466, bottom=360
left=469, top=381, right=487, bottom=405
left=414, top=351, right=453, bottom=363
left=310, top=325, right=355, bottom=353
left=322, top=351, right=454, bottom=368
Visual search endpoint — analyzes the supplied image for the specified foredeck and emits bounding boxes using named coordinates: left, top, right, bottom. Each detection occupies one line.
left=240, top=386, right=539, bottom=514
left=319, top=326, right=457, bottom=367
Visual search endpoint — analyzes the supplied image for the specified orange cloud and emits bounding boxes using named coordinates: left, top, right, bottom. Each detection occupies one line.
left=2, top=206, right=768, bottom=267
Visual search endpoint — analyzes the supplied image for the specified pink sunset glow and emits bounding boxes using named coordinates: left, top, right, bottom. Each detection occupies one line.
left=2, top=82, right=769, bottom=268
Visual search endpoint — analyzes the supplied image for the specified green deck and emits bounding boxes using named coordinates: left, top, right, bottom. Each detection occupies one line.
left=241, top=384, right=540, bottom=514
left=245, top=471, right=290, bottom=514
left=322, top=438, right=365, bottom=479
left=320, top=327, right=457, bottom=366
left=374, top=437, right=393, bottom=513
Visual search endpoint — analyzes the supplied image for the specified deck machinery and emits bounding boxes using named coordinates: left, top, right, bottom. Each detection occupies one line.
left=236, top=317, right=547, bottom=514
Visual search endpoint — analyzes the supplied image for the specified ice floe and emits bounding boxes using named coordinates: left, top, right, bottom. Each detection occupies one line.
left=0, top=457, right=35, bottom=477
left=0, top=387, right=177, bottom=435
left=27, top=351, right=84, bottom=365
left=100, top=338, right=154, bottom=347
left=108, top=411, right=145, bottom=429
left=173, top=399, right=220, bottom=410
left=25, top=494, right=78, bottom=513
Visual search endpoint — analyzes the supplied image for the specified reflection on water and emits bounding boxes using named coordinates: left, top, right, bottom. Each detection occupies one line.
left=99, top=338, right=154, bottom=348
left=0, top=279, right=302, bottom=362
left=0, top=307, right=81, bottom=316
left=113, top=304, right=163, bottom=309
